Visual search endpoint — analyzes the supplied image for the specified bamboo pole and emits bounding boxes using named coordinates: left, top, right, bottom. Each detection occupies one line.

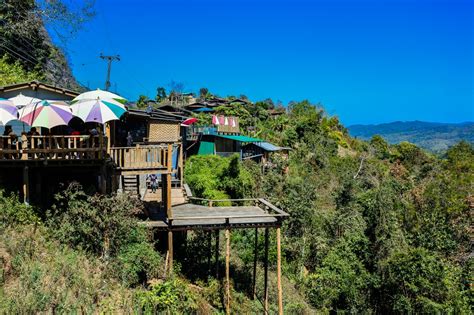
left=225, top=228, right=231, bottom=315
left=252, top=228, right=258, bottom=300
left=22, top=166, right=29, bottom=205
left=207, top=231, right=212, bottom=280
left=215, top=230, right=220, bottom=279
left=168, top=230, right=173, bottom=275
left=264, top=228, right=269, bottom=313
left=277, top=227, right=283, bottom=315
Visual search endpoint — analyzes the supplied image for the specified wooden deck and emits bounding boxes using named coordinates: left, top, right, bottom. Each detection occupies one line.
left=0, top=136, right=182, bottom=176
left=110, top=143, right=182, bottom=175
left=0, top=135, right=107, bottom=162
left=141, top=198, right=288, bottom=231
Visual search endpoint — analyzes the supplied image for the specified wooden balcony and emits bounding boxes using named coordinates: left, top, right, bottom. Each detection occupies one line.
left=141, top=197, right=289, bottom=231
left=0, top=135, right=107, bottom=162
left=109, top=143, right=182, bottom=175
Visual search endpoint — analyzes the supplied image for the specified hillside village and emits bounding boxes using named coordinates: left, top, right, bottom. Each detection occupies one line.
left=1, top=1, right=473, bottom=314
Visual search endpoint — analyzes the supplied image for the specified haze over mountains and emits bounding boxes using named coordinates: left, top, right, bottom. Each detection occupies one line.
left=348, top=121, right=474, bottom=153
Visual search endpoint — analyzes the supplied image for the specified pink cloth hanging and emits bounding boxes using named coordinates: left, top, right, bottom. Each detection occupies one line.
left=212, top=115, right=220, bottom=125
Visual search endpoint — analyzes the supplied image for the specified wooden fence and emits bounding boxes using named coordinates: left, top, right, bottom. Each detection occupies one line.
left=109, top=144, right=174, bottom=170
left=0, top=135, right=106, bottom=160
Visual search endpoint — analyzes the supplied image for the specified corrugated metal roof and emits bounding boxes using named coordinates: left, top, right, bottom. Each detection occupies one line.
left=254, top=141, right=281, bottom=151
left=246, top=141, right=291, bottom=152
left=216, top=134, right=263, bottom=142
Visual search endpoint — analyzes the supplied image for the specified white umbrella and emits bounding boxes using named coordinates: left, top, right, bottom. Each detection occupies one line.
left=72, top=89, right=127, bottom=104
left=0, top=98, right=18, bottom=125
left=8, top=93, right=41, bottom=108
left=70, top=99, right=127, bottom=124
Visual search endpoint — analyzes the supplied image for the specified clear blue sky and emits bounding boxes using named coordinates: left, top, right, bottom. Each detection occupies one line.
left=62, top=0, right=473, bottom=125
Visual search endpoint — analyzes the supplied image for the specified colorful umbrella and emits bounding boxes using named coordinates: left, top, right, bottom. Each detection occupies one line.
left=8, top=93, right=41, bottom=108
left=0, top=98, right=18, bottom=125
left=70, top=99, right=127, bottom=124
left=181, top=117, right=198, bottom=127
left=72, top=89, right=127, bottom=104
left=19, top=100, right=73, bottom=128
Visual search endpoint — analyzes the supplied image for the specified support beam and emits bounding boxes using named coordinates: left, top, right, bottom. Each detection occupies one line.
left=215, top=230, right=220, bottom=279
left=162, top=173, right=172, bottom=219
left=264, top=228, right=269, bottom=313
left=100, top=164, right=107, bottom=194
left=225, top=228, right=231, bottom=315
left=207, top=230, right=212, bottom=280
left=22, top=166, right=29, bottom=205
left=252, top=228, right=258, bottom=300
left=277, top=227, right=283, bottom=315
left=168, top=230, right=173, bottom=275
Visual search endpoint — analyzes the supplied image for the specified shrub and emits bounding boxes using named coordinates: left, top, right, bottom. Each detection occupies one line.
left=115, top=227, right=163, bottom=287
left=0, top=190, right=39, bottom=228
left=135, top=278, right=198, bottom=313
left=47, top=183, right=142, bottom=258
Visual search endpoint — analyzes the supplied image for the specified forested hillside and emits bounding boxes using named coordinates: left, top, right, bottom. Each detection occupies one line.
left=2, top=99, right=472, bottom=313
left=184, top=100, right=473, bottom=313
left=348, top=121, right=474, bottom=153
left=0, top=1, right=472, bottom=313
left=0, top=0, right=93, bottom=89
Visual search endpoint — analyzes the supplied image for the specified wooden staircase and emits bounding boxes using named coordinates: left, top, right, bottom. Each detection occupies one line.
left=122, top=175, right=140, bottom=197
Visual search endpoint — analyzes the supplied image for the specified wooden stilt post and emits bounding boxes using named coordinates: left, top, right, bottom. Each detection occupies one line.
left=264, top=228, right=269, bottom=313
left=252, top=228, right=258, bottom=299
left=22, top=166, right=29, bottom=205
left=277, top=227, right=283, bottom=315
left=168, top=230, right=173, bottom=275
left=207, top=230, right=212, bottom=280
left=215, top=230, right=220, bottom=279
left=225, top=228, right=231, bottom=315
left=100, top=164, right=107, bottom=195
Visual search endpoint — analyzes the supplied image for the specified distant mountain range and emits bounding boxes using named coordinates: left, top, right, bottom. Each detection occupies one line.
left=348, top=121, right=474, bottom=153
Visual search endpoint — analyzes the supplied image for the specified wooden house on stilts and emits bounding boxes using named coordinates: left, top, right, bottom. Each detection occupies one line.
left=0, top=82, right=289, bottom=314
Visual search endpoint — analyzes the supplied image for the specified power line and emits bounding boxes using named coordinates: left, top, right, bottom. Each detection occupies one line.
left=3, top=40, right=40, bottom=63
left=0, top=43, right=38, bottom=66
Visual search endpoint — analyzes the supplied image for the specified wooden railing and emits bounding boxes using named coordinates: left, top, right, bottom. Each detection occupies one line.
left=110, top=144, right=175, bottom=170
left=175, top=196, right=290, bottom=221
left=0, top=135, right=107, bottom=160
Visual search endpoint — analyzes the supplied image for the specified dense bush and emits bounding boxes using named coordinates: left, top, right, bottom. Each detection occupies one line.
left=0, top=190, right=39, bottom=228
left=185, top=154, right=255, bottom=201
left=46, top=183, right=142, bottom=258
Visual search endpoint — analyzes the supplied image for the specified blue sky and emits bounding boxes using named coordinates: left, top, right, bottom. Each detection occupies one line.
left=62, top=0, right=473, bottom=125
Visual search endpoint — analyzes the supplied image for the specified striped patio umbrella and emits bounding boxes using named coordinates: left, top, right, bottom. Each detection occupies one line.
left=0, top=98, right=18, bottom=125
left=8, top=93, right=41, bottom=108
left=72, top=89, right=127, bottom=104
left=19, top=100, right=73, bottom=128
left=70, top=98, right=127, bottom=124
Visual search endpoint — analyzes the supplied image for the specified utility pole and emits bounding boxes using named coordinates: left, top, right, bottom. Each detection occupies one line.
left=100, top=53, right=120, bottom=91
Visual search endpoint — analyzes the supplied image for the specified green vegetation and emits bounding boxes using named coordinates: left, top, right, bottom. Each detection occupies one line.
left=184, top=101, right=473, bottom=313
left=1, top=100, right=472, bottom=313
left=0, top=0, right=93, bottom=89
left=0, top=55, right=43, bottom=86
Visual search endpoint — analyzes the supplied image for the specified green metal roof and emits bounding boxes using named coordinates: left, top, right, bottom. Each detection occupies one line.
left=198, top=141, right=215, bottom=155
left=216, top=135, right=263, bottom=142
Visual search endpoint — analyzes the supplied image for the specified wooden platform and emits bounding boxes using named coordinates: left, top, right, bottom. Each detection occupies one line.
left=141, top=198, right=288, bottom=231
